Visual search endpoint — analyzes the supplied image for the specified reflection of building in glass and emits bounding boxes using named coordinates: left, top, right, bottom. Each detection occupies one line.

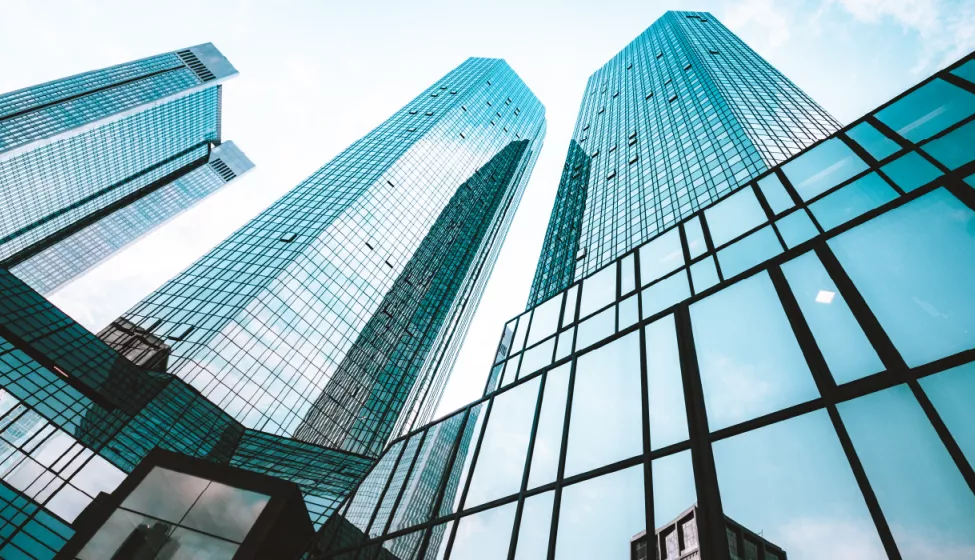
left=630, top=504, right=787, bottom=560
left=116, top=58, right=545, bottom=458
left=527, top=11, right=839, bottom=307
left=0, top=45, right=250, bottom=295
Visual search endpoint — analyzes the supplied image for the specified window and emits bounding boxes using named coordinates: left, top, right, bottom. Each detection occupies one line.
left=449, top=502, right=517, bottom=558
left=528, top=365, right=570, bottom=488
left=846, top=121, right=900, bottom=160
left=880, top=151, right=942, bottom=192
left=874, top=78, right=975, bottom=142
left=705, top=187, right=767, bottom=246
left=555, top=466, right=645, bottom=559
left=646, top=315, right=689, bottom=449
left=639, top=227, right=684, bottom=285
left=781, top=138, right=869, bottom=201
left=808, top=172, right=897, bottom=230
left=923, top=119, right=975, bottom=170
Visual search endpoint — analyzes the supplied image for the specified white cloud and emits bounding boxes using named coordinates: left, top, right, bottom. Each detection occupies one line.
left=724, top=0, right=793, bottom=49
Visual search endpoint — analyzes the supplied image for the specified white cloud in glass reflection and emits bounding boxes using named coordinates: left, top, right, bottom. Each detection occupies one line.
left=814, top=289, right=835, bottom=304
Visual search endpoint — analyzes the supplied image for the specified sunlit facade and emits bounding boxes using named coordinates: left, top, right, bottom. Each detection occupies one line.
left=307, top=51, right=975, bottom=560
left=117, top=58, right=546, bottom=457
left=528, top=11, right=839, bottom=307
left=0, top=44, right=244, bottom=295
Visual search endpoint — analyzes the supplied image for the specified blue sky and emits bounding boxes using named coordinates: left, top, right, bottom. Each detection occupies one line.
left=2, top=0, right=973, bottom=417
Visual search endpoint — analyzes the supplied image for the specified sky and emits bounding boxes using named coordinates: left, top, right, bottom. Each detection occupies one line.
left=2, top=0, right=973, bottom=419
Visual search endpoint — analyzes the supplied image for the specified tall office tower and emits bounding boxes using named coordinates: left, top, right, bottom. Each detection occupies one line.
left=0, top=44, right=247, bottom=295
left=527, top=11, right=839, bottom=306
left=117, top=58, right=546, bottom=457
left=307, top=37, right=975, bottom=560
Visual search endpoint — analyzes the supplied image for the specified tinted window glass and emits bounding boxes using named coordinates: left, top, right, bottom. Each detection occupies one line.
left=716, top=226, right=782, bottom=279
left=684, top=216, right=707, bottom=259
left=652, top=451, right=696, bottom=528
left=639, top=228, right=684, bottom=286
left=774, top=210, right=818, bottom=249
left=450, top=502, right=517, bottom=559
left=690, top=257, right=719, bottom=293
left=781, top=138, right=869, bottom=201
left=846, top=121, right=900, bottom=160
left=513, top=491, right=553, bottom=560
left=527, top=293, right=562, bottom=346
left=923, top=119, right=975, bottom=170
left=757, top=173, right=794, bottom=215
left=875, top=78, right=975, bottom=142
left=646, top=315, right=689, bottom=449
left=919, top=363, right=975, bottom=466
left=579, top=264, right=616, bottom=318
left=528, top=365, right=570, bottom=489
left=880, top=151, right=942, bottom=192
left=808, top=172, right=898, bottom=230
left=641, top=271, right=690, bottom=319
left=705, top=187, right=767, bottom=246
left=554, top=466, right=645, bottom=559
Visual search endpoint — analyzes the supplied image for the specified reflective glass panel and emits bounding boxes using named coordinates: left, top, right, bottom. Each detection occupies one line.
left=345, top=440, right=404, bottom=531
left=511, top=312, right=529, bottom=353
left=574, top=307, right=614, bottom=351
left=444, top=404, right=487, bottom=516
left=619, top=294, right=639, bottom=330
left=781, top=138, right=869, bottom=201
left=168, top=527, right=239, bottom=559
left=513, top=491, right=553, bottom=560
left=840, top=385, right=975, bottom=556
left=705, top=187, right=767, bottom=246
left=179, top=481, right=268, bottom=542
left=528, top=365, right=570, bottom=489
left=78, top=510, right=174, bottom=560
left=880, top=151, right=942, bottom=192
left=684, top=216, right=707, bottom=259
left=565, top=332, right=643, bottom=476
left=555, top=328, right=574, bottom=361
left=562, top=285, right=578, bottom=327
left=579, top=264, right=617, bottom=318
left=372, top=434, right=422, bottom=537
left=923, top=119, right=975, bottom=170
left=690, top=258, right=719, bottom=294
left=652, top=450, right=696, bottom=527
left=645, top=315, right=689, bottom=450
left=846, top=121, right=900, bottom=161
left=829, top=189, right=975, bottom=367
left=774, top=209, right=818, bottom=249
left=621, top=254, right=636, bottom=295
left=952, top=59, right=975, bottom=84
left=781, top=252, right=884, bottom=384
left=519, top=338, right=554, bottom=379
left=381, top=530, right=424, bottom=560
left=121, top=467, right=209, bottom=524
left=527, top=294, right=563, bottom=347
left=691, top=271, right=820, bottom=431
left=554, top=465, right=645, bottom=560
left=714, top=410, right=886, bottom=559
left=639, top=228, right=684, bottom=286
left=716, top=226, right=782, bottom=279
left=641, top=271, right=690, bottom=319
left=874, top=78, right=975, bottom=142
left=465, top=377, right=540, bottom=508
left=757, top=173, right=795, bottom=215
left=500, top=355, right=521, bottom=388
left=426, top=521, right=452, bottom=560
left=919, top=363, right=975, bottom=465
left=808, top=172, right=898, bottom=231
left=449, top=502, right=517, bottom=559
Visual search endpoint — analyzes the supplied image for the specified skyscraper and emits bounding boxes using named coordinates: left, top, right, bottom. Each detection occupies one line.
left=306, top=14, right=975, bottom=560
left=117, top=58, right=546, bottom=457
left=0, top=44, right=248, bottom=295
left=528, top=11, right=839, bottom=306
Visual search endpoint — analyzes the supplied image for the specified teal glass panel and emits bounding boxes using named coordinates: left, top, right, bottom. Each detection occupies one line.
left=808, top=172, right=898, bottom=230
left=846, top=121, right=900, bottom=160
left=527, top=293, right=563, bottom=346
left=513, top=491, right=553, bottom=560
left=426, top=521, right=452, bottom=560
left=691, top=272, right=820, bottom=431
left=652, top=451, right=696, bottom=527
left=716, top=226, right=782, bottom=279
left=705, top=187, right=767, bottom=246
left=565, top=333, right=643, bottom=476
left=645, top=315, right=689, bottom=449
left=449, top=502, right=517, bottom=559
left=781, top=138, right=869, bottom=201
left=714, top=410, right=885, bottom=558
left=781, top=252, right=884, bottom=384
left=923, top=119, right=975, bottom=170
left=689, top=258, right=719, bottom=294
left=554, top=465, right=645, bottom=560
left=574, top=307, right=614, bottom=351
left=774, top=209, right=818, bottom=249
left=881, top=151, right=943, bottom=192
left=952, top=59, right=975, bottom=84
left=638, top=228, right=684, bottom=286
left=840, top=385, right=975, bottom=556
left=829, top=189, right=975, bottom=367
left=579, top=264, right=617, bottom=318
left=528, top=364, right=570, bottom=489
left=641, top=271, right=690, bottom=319
left=757, top=173, right=795, bottom=215
left=875, top=78, right=975, bottom=142
left=683, top=216, right=707, bottom=259
left=919, top=363, right=975, bottom=466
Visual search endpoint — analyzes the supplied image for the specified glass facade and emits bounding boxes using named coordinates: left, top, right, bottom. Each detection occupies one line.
left=528, top=11, right=839, bottom=307
left=307, top=50, right=975, bottom=560
left=0, top=44, right=244, bottom=295
left=117, top=58, right=546, bottom=457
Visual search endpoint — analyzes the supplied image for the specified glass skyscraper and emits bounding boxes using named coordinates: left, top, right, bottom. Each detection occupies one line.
left=116, top=58, right=546, bottom=457
left=0, top=43, right=248, bottom=295
left=307, top=14, right=975, bottom=560
left=528, top=11, right=838, bottom=306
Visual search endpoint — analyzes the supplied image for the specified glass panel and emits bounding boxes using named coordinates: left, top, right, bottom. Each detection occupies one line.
left=519, top=338, right=554, bottom=379
left=574, top=306, right=614, bottom=351
left=619, top=294, right=639, bottom=330
left=757, top=173, right=794, bottom=215
left=513, top=491, right=553, bottom=560
left=345, top=440, right=404, bottom=531
left=808, top=172, right=898, bottom=231
left=528, top=365, right=570, bottom=489
left=443, top=404, right=487, bottom=516
left=646, top=315, right=689, bottom=449
left=840, top=385, right=975, bottom=556
left=562, top=285, right=579, bottom=327
left=923, top=119, right=975, bottom=170
left=555, top=327, right=574, bottom=361
left=690, top=258, right=719, bottom=294
left=919, top=363, right=975, bottom=465
left=425, top=521, right=452, bottom=560
left=684, top=216, right=707, bottom=259
left=881, top=151, right=942, bottom=192
left=621, top=254, right=636, bottom=295
left=716, top=226, right=782, bottom=279
left=846, top=121, right=900, bottom=160
left=511, top=312, right=529, bottom=353
left=705, top=187, right=767, bottom=246
left=496, top=321, right=515, bottom=364
left=691, top=271, right=820, bottom=431
left=781, top=138, right=869, bottom=201
left=382, top=530, right=424, bottom=560
left=527, top=293, right=563, bottom=347
left=372, top=435, right=423, bottom=537
left=465, top=377, right=540, bottom=508
left=714, top=409, right=885, bottom=559
left=579, top=264, right=617, bottom=318
left=120, top=467, right=209, bottom=523
left=774, top=209, right=818, bottom=249
left=829, top=189, right=975, bottom=367
left=485, top=363, right=504, bottom=394
left=641, top=271, right=690, bottom=319
left=554, top=465, right=645, bottom=560
left=639, top=228, right=684, bottom=286
left=781, top=252, right=884, bottom=384
left=651, top=450, right=696, bottom=527
left=565, top=332, right=643, bottom=476
left=168, top=527, right=239, bottom=560
left=952, top=59, right=975, bottom=84
left=874, top=78, right=975, bottom=142
left=78, top=509, right=174, bottom=560
left=449, top=502, right=516, bottom=559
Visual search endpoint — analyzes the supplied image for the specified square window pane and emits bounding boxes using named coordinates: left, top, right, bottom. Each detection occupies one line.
left=120, top=467, right=209, bottom=524
left=450, top=502, right=516, bottom=559
left=579, top=264, right=617, bottom=318
left=875, top=78, right=975, bottom=142
left=691, top=271, right=820, bottom=431
left=575, top=306, right=615, bottom=351
left=757, top=173, right=794, bottom=215
left=555, top=465, right=645, bottom=559
left=923, top=119, right=975, bottom=170
left=565, top=333, right=643, bottom=477
left=781, top=138, right=869, bottom=201
left=513, top=491, right=553, bottom=560
left=919, top=363, right=975, bottom=466
left=690, top=257, right=719, bottom=294
left=846, top=122, right=900, bottom=161
left=645, top=315, right=689, bottom=449
left=828, top=189, right=975, bottom=367
left=527, top=294, right=563, bottom=347
left=705, top=187, right=767, bottom=246
left=639, top=228, right=684, bottom=286
left=168, top=527, right=239, bottom=559
left=528, top=365, right=570, bottom=489
left=651, top=450, right=696, bottom=528
left=684, top=216, right=707, bottom=259
left=774, top=210, right=818, bottom=249
left=641, top=271, right=690, bottom=319
left=78, top=509, right=174, bottom=560
left=881, top=151, right=942, bottom=192
left=716, top=226, right=782, bottom=279
left=519, top=339, right=553, bottom=379
left=808, top=172, right=898, bottom=231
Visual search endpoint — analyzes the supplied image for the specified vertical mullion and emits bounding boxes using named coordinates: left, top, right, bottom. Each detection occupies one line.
left=443, top=397, right=494, bottom=559
left=908, top=380, right=975, bottom=495
left=638, top=322, right=655, bottom=552
left=547, top=359, right=577, bottom=560
left=508, top=373, right=547, bottom=560
left=382, top=430, right=428, bottom=536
